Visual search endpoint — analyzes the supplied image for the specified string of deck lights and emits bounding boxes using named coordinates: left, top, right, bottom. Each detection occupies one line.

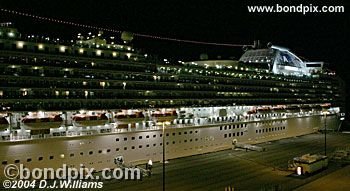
left=0, top=8, right=251, bottom=47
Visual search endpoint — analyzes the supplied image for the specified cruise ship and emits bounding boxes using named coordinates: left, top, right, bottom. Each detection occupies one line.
left=0, top=23, right=346, bottom=178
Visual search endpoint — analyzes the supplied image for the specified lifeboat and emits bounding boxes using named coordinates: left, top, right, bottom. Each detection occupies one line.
left=247, top=107, right=257, bottom=115
left=257, top=107, right=271, bottom=114
left=115, top=111, right=145, bottom=122
left=115, top=111, right=145, bottom=128
left=152, top=110, right=177, bottom=122
left=312, top=105, right=322, bottom=111
left=22, top=115, right=63, bottom=129
left=321, top=103, right=331, bottom=110
left=73, top=113, right=108, bottom=127
left=301, top=105, right=312, bottom=112
left=286, top=105, right=301, bottom=113
left=272, top=106, right=286, bottom=113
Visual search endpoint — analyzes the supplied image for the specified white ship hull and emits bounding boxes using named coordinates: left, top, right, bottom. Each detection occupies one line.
left=0, top=114, right=339, bottom=179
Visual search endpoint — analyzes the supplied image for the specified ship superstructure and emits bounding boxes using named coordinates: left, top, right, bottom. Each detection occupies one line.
left=0, top=24, right=345, bottom=177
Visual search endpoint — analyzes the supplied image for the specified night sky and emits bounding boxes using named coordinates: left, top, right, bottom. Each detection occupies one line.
left=1, top=0, right=349, bottom=117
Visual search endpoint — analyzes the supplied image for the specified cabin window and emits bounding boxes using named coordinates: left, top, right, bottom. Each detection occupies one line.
left=89, top=151, right=93, bottom=155
left=49, top=156, right=54, bottom=160
left=70, top=153, right=74, bottom=157
left=38, top=157, right=43, bottom=161
left=116, top=138, right=119, bottom=141
left=2, top=161, right=7, bottom=165
left=27, top=158, right=32, bottom=162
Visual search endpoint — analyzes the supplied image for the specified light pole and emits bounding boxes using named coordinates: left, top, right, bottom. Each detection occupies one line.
left=324, top=113, right=326, bottom=156
left=159, top=121, right=170, bottom=191
left=162, top=122, right=165, bottom=191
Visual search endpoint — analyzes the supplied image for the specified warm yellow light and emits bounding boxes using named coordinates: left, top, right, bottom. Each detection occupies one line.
left=16, top=41, right=24, bottom=49
left=59, top=46, right=66, bottom=52
left=38, top=44, right=44, bottom=50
